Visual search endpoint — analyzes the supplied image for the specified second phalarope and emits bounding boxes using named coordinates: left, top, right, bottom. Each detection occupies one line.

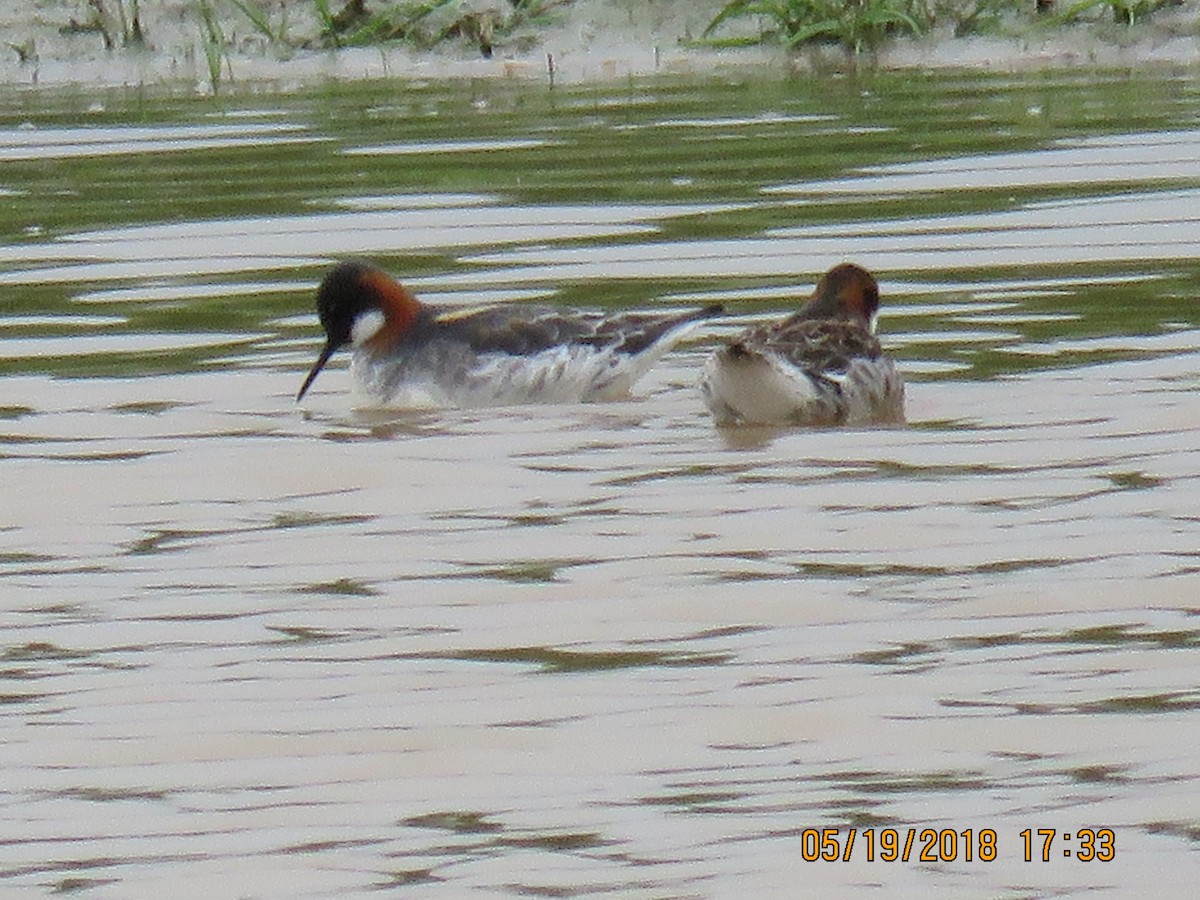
left=297, top=260, right=723, bottom=408
left=700, top=263, right=905, bottom=427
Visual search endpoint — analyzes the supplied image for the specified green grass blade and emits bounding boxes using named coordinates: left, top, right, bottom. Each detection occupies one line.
left=229, top=0, right=277, bottom=41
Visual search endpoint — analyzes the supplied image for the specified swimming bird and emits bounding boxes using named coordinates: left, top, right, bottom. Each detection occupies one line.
left=700, top=263, right=905, bottom=427
left=297, top=260, right=723, bottom=408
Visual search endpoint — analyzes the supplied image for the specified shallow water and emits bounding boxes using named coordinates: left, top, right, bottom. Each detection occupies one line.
left=1, top=69, right=1198, bottom=898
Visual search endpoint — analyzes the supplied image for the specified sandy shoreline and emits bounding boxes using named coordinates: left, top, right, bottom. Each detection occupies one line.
left=2, top=0, right=1199, bottom=91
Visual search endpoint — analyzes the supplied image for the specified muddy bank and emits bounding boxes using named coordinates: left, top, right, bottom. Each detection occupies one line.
left=9, top=1, right=745, bottom=89
left=2, top=1, right=1199, bottom=91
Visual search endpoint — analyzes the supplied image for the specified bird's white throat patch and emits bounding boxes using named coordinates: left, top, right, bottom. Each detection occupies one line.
left=350, top=309, right=386, bottom=347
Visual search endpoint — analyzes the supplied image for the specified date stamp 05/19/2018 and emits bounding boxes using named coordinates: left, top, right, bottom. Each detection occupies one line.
left=797, top=828, right=1116, bottom=863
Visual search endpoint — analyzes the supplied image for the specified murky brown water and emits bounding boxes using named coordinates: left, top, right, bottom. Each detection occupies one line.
left=1, top=70, right=1198, bottom=898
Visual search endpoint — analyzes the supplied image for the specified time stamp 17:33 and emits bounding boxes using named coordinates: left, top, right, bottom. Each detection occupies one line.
left=798, top=828, right=1116, bottom=863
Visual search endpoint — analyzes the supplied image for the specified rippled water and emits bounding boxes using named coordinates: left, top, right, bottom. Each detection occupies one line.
left=1, top=69, right=1198, bottom=898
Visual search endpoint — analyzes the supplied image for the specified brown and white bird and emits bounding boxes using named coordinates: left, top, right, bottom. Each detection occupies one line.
left=700, top=263, right=905, bottom=427
left=298, top=260, right=723, bottom=408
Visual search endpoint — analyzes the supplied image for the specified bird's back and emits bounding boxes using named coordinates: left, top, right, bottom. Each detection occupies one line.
left=357, top=302, right=721, bottom=407
left=703, top=317, right=903, bottom=427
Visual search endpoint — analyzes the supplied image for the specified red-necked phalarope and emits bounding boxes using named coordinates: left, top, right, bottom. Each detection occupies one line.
left=297, top=260, right=723, bottom=408
left=700, top=263, right=905, bottom=427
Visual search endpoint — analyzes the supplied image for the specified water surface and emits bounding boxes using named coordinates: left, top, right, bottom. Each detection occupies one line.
left=1, top=69, right=1198, bottom=898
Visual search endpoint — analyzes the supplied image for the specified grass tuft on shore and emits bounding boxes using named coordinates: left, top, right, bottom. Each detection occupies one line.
left=699, top=0, right=1188, bottom=55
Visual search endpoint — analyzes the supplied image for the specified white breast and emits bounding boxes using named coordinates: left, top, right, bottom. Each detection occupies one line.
left=456, top=345, right=633, bottom=406
left=353, top=343, right=644, bottom=408
left=701, top=349, right=904, bottom=427
left=701, top=350, right=836, bottom=426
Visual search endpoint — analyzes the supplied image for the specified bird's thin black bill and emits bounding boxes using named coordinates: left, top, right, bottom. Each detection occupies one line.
left=296, top=341, right=337, bottom=402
